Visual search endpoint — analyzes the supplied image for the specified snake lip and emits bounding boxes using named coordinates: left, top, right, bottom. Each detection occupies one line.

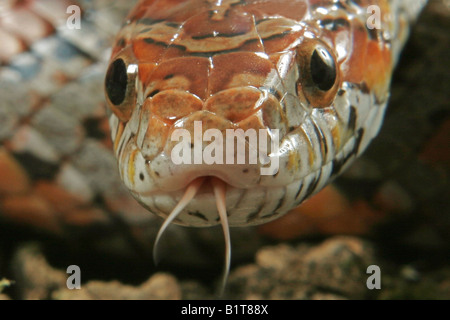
left=193, top=176, right=232, bottom=194
left=147, top=158, right=264, bottom=192
left=140, top=174, right=243, bottom=198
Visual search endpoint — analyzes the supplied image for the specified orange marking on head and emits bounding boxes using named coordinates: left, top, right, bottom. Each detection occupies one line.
left=114, top=121, right=125, bottom=153
left=204, top=87, right=263, bottom=122
left=144, top=57, right=210, bottom=100
left=138, top=63, right=157, bottom=85
left=182, top=9, right=253, bottom=39
left=127, top=148, right=139, bottom=186
left=245, top=0, right=307, bottom=21
left=133, top=39, right=171, bottom=64
left=341, top=20, right=369, bottom=84
left=150, top=90, right=203, bottom=122
left=364, top=40, right=392, bottom=100
left=209, top=52, right=273, bottom=94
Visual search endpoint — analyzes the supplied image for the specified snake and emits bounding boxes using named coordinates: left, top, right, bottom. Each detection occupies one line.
left=103, top=0, right=427, bottom=289
left=0, top=0, right=428, bottom=291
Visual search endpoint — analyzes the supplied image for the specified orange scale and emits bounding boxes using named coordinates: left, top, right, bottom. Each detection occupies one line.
left=209, top=52, right=273, bottom=95
left=129, top=0, right=207, bottom=24
left=110, top=36, right=129, bottom=57
left=364, top=41, right=392, bottom=101
left=138, top=63, right=157, bottom=87
left=260, top=30, right=305, bottom=55
left=239, top=40, right=266, bottom=54
left=132, top=39, right=168, bottom=64
left=159, top=45, right=189, bottom=61
left=267, top=51, right=284, bottom=62
left=150, top=90, right=203, bottom=123
left=245, top=0, right=307, bottom=21
left=144, top=57, right=210, bottom=100
left=141, top=116, right=171, bottom=159
left=341, top=20, right=368, bottom=84
left=237, top=113, right=267, bottom=131
left=261, top=94, right=288, bottom=132
left=181, top=9, right=253, bottom=40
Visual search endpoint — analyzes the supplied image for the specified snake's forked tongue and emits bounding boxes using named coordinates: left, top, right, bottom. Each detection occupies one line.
left=153, top=177, right=231, bottom=296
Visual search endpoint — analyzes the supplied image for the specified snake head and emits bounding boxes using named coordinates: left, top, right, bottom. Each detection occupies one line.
left=103, top=0, right=396, bottom=232
left=103, top=0, right=422, bottom=294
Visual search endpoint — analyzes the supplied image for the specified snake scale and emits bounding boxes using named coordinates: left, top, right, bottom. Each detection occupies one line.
left=0, top=0, right=430, bottom=289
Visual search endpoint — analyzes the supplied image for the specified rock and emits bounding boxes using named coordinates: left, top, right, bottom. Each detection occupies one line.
left=5, top=237, right=450, bottom=300
left=225, top=237, right=376, bottom=299
left=52, top=273, right=181, bottom=300
left=302, top=237, right=375, bottom=298
left=0, top=294, right=11, bottom=300
left=0, top=278, right=13, bottom=300
left=11, top=244, right=67, bottom=300
left=10, top=243, right=183, bottom=300
left=225, top=236, right=450, bottom=300
left=180, top=281, right=211, bottom=300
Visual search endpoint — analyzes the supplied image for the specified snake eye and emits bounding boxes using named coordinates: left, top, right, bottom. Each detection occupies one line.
left=296, top=41, right=340, bottom=107
left=104, top=52, right=138, bottom=121
left=310, top=47, right=336, bottom=91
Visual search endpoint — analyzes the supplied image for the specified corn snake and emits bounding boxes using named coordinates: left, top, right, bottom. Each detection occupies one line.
left=103, top=0, right=427, bottom=289
left=0, top=1, right=432, bottom=292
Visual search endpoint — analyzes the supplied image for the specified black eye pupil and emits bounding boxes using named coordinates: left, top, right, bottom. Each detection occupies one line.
left=310, top=48, right=336, bottom=91
left=105, top=58, right=128, bottom=105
